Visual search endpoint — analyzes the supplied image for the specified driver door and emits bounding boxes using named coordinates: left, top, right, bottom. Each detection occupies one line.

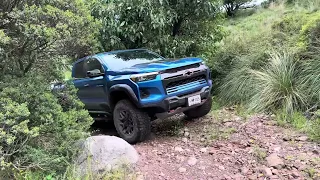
left=74, top=57, right=108, bottom=111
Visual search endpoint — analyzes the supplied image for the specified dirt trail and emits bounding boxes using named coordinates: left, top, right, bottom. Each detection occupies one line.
left=133, top=110, right=320, bottom=180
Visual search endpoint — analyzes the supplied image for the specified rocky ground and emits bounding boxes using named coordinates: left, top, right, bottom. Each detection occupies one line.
left=132, top=109, right=320, bottom=180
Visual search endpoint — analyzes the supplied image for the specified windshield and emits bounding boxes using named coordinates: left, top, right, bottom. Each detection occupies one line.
left=99, top=50, right=165, bottom=70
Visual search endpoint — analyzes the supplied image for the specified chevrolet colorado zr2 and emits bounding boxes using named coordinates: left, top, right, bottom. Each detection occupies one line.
left=56, top=49, right=213, bottom=144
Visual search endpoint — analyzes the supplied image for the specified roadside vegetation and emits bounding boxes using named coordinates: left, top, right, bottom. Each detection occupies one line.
left=0, top=0, right=319, bottom=179
left=210, top=0, right=320, bottom=141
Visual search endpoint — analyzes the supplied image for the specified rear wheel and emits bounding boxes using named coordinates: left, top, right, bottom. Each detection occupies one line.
left=184, top=96, right=212, bottom=119
left=113, top=99, right=151, bottom=144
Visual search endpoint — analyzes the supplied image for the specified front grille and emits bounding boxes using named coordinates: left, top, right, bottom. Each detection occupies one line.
left=166, top=75, right=207, bottom=95
left=162, top=63, right=200, bottom=74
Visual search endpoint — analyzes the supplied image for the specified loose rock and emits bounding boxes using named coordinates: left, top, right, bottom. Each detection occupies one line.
left=178, top=167, right=187, bottom=173
left=292, top=171, right=300, bottom=178
left=182, top=137, right=188, bottom=143
left=296, top=136, right=308, bottom=141
left=263, top=167, right=273, bottom=177
left=187, top=156, right=198, bottom=166
left=266, top=153, right=284, bottom=169
left=184, top=132, right=190, bottom=137
left=241, top=167, right=249, bottom=175
left=272, top=168, right=279, bottom=175
left=174, top=146, right=184, bottom=152
left=223, top=174, right=232, bottom=180
left=248, top=174, right=257, bottom=180
left=200, top=148, right=207, bottom=153
left=269, top=175, right=279, bottom=180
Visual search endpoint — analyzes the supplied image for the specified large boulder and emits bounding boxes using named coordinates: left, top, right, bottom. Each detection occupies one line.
left=75, top=135, right=139, bottom=176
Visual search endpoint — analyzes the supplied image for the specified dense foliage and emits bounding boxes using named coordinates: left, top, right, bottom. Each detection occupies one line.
left=0, top=0, right=99, bottom=79
left=91, top=0, right=224, bottom=57
left=0, top=0, right=96, bottom=178
left=0, top=77, right=93, bottom=178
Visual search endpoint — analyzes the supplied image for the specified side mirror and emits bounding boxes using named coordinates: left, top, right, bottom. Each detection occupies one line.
left=87, top=69, right=104, bottom=77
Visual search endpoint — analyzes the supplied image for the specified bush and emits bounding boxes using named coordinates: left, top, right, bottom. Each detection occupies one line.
left=0, top=76, right=93, bottom=178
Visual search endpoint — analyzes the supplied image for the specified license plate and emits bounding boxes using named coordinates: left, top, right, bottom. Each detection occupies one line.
left=187, top=95, right=201, bottom=106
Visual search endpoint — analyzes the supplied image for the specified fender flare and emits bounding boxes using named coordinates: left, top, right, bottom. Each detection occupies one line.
left=109, top=84, right=140, bottom=107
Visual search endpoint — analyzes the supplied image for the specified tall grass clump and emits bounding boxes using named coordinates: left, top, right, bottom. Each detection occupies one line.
left=219, top=51, right=316, bottom=120
left=248, top=52, right=307, bottom=116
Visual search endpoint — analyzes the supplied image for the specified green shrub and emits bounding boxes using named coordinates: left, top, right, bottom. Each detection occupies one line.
left=271, top=11, right=312, bottom=52
left=299, top=12, right=320, bottom=104
left=0, top=76, right=93, bottom=178
left=298, top=11, right=320, bottom=51
left=248, top=52, right=308, bottom=115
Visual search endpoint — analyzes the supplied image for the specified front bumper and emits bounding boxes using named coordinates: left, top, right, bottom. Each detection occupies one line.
left=140, top=86, right=211, bottom=119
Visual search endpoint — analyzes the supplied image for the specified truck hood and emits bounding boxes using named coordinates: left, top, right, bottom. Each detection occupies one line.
left=107, top=57, right=202, bottom=75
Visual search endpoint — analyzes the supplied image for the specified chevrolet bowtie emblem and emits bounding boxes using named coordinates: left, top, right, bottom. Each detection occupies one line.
left=184, top=71, right=193, bottom=76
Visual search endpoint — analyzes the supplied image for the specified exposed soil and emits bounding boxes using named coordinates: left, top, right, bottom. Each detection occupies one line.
left=131, top=109, right=320, bottom=180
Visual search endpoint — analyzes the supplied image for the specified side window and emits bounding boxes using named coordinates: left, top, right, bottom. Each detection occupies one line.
left=73, top=61, right=86, bottom=78
left=84, top=58, right=104, bottom=74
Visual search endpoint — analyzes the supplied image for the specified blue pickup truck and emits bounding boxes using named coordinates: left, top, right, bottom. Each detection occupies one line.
left=61, top=49, right=212, bottom=143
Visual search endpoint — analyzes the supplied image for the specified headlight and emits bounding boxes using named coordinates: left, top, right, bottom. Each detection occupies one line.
left=130, top=72, right=158, bottom=82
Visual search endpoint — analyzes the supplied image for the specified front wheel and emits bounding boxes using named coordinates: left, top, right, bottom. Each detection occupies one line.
left=113, top=99, right=151, bottom=144
left=183, top=96, right=212, bottom=119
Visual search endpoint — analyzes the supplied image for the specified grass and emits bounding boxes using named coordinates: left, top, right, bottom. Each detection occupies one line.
left=248, top=52, right=307, bottom=115
left=252, top=145, right=267, bottom=162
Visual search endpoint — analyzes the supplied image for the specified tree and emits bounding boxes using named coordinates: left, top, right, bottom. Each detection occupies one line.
left=0, top=0, right=99, bottom=79
left=91, top=0, right=223, bottom=57
left=223, top=0, right=250, bottom=16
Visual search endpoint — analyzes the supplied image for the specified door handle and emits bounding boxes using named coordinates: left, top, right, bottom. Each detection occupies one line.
left=96, top=85, right=104, bottom=87
left=84, top=84, right=89, bottom=87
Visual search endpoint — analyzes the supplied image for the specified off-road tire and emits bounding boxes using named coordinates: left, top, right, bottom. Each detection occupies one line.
left=183, top=96, right=212, bottom=119
left=113, top=99, right=151, bottom=144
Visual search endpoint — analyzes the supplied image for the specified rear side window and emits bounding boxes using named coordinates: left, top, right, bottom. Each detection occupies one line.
left=85, top=58, right=104, bottom=73
left=73, top=61, right=86, bottom=78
